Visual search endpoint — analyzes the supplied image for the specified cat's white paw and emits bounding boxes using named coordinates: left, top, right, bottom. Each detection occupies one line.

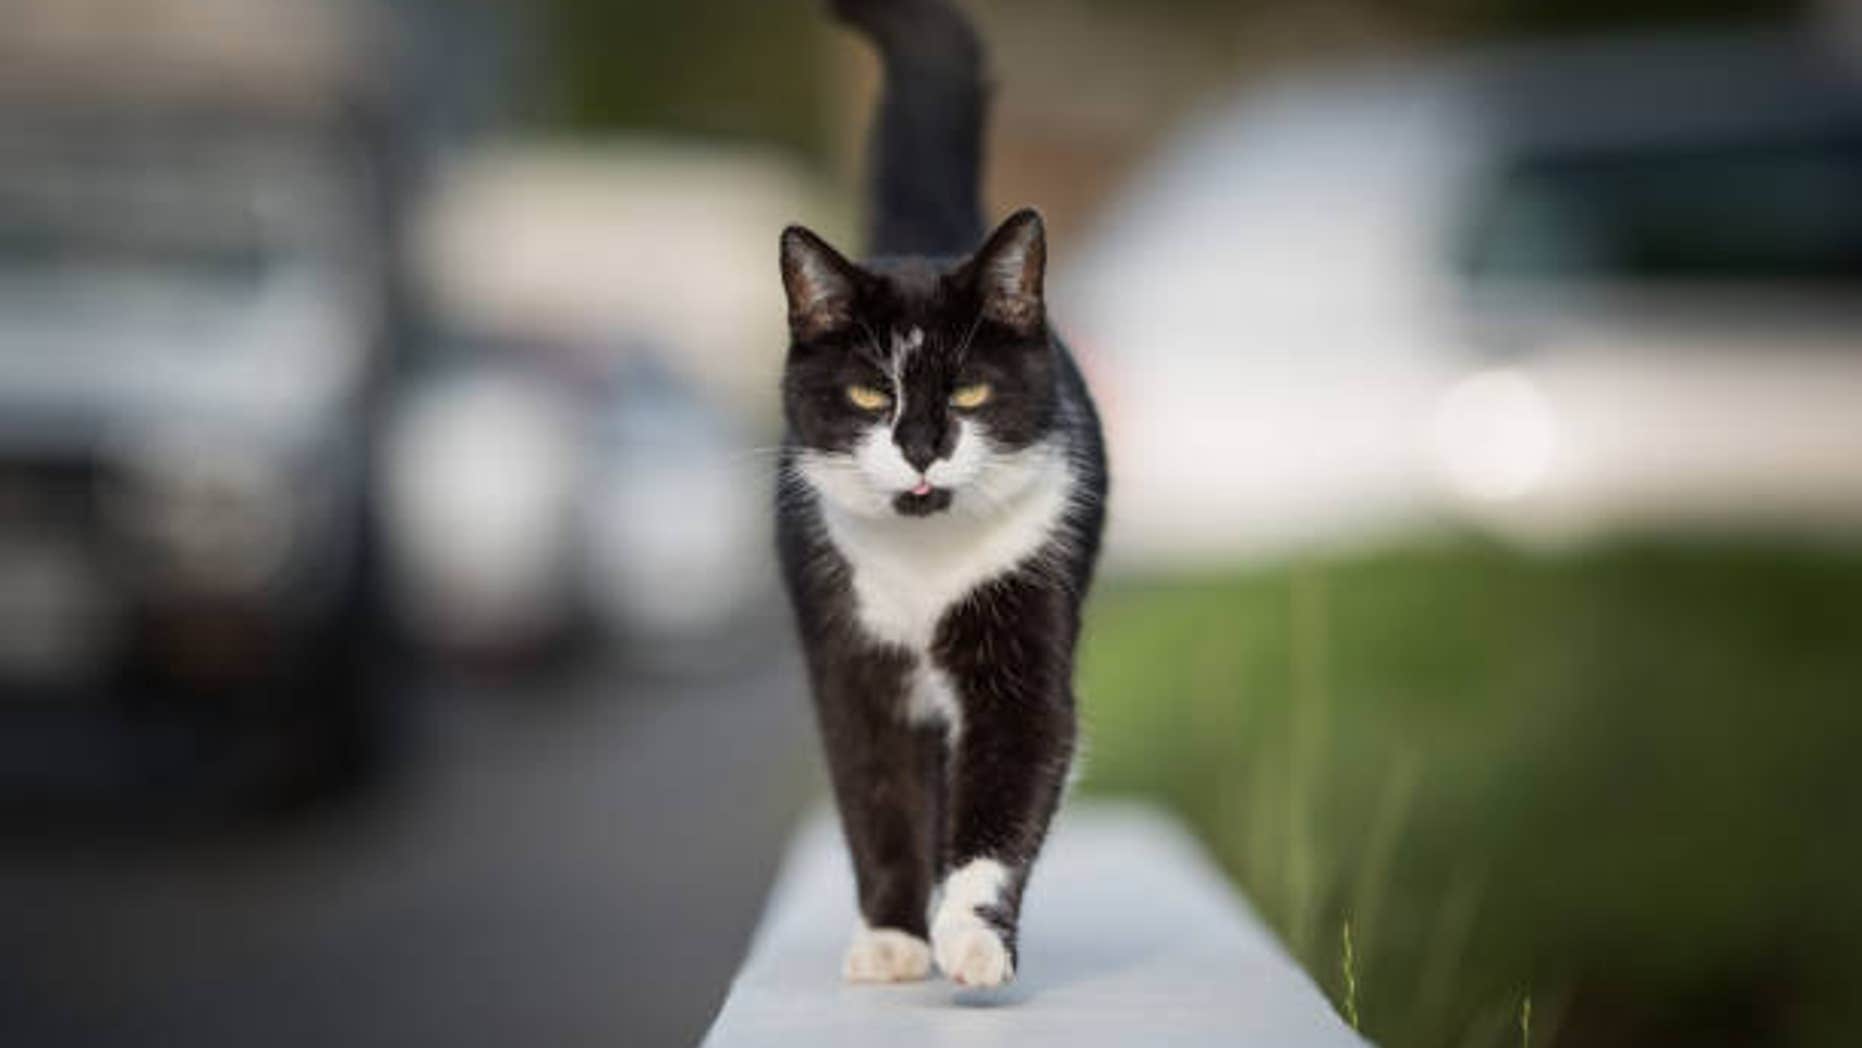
left=931, top=916, right=1014, bottom=987
left=930, top=858, right=1016, bottom=987
left=842, top=926, right=932, bottom=983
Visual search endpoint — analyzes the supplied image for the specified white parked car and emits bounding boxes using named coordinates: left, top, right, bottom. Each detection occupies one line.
left=381, top=343, right=769, bottom=668
left=1059, top=31, right=1862, bottom=566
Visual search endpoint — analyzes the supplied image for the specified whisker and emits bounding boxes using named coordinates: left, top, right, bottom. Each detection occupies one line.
left=953, top=310, right=986, bottom=369
left=854, top=318, right=890, bottom=374
left=729, top=446, right=791, bottom=464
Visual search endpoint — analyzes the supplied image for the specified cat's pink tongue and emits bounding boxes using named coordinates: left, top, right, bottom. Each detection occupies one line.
left=910, top=480, right=933, bottom=497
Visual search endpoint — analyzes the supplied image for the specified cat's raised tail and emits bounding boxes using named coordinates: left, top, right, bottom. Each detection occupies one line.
left=829, top=0, right=987, bottom=259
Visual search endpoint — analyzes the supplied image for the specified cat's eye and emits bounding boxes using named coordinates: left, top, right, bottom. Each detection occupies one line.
left=949, top=383, right=992, bottom=409
left=846, top=384, right=891, bottom=411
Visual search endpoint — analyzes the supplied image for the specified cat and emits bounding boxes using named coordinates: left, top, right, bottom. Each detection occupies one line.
left=774, top=0, right=1108, bottom=989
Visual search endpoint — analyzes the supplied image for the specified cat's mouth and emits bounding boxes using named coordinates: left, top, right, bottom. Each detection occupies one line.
left=892, top=484, right=953, bottom=516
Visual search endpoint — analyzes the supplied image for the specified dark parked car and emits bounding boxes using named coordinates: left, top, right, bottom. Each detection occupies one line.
left=0, top=4, right=412, bottom=814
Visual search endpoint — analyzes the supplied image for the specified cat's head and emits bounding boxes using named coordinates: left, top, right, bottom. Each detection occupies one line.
left=779, top=209, right=1060, bottom=520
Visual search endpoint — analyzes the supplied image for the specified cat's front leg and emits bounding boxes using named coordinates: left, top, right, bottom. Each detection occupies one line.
left=810, top=649, right=946, bottom=982
left=928, top=578, right=1078, bottom=987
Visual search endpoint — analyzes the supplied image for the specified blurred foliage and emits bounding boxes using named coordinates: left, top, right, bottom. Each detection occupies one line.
left=540, top=0, right=835, bottom=155
left=1078, top=540, right=1862, bottom=1048
left=531, top=0, right=1811, bottom=152
left=1047, top=0, right=1805, bottom=34
left=1475, top=0, right=1805, bottom=35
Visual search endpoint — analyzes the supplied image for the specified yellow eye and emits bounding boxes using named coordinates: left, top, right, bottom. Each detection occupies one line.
left=846, top=384, right=891, bottom=411
left=949, top=383, right=991, bottom=409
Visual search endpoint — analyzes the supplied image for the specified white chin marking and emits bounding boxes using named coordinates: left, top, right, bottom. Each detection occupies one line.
left=842, top=926, right=932, bottom=983
left=930, top=858, right=1014, bottom=987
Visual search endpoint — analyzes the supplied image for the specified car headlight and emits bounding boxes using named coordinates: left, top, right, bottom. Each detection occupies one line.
left=1430, top=368, right=1559, bottom=503
left=106, top=430, right=298, bottom=595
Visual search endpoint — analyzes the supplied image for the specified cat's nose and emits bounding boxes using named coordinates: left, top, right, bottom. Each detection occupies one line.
left=893, top=419, right=944, bottom=473
left=897, top=435, right=939, bottom=474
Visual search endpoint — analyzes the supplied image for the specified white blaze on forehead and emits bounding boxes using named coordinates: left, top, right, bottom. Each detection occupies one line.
left=888, top=326, right=924, bottom=421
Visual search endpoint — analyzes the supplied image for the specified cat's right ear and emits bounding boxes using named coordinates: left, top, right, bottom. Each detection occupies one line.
left=780, top=226, right=862, bottom=340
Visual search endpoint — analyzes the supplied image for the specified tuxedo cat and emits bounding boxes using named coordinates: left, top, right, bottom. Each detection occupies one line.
left=775, top=0, right=1106, bottom=988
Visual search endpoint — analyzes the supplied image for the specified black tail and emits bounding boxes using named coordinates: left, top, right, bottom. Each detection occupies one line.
left=830, top=0, right=986, bottom=258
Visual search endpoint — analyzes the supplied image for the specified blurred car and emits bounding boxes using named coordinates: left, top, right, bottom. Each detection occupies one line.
left=580, top=353, right=770, bottom=669
left=381, top=349, right=582, bottom=660
left=0, top=3, right=405, bottom=811
left=1060, top=30, right=1862, bottom=565
left=382, top=340, right=768, bottom=671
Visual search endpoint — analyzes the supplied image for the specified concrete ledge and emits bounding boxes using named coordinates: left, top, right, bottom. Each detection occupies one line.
left=705, top=803, right=1366, bottom=1046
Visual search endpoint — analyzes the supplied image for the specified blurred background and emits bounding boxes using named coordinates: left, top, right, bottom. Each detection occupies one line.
left=1, top=0, right=1858, bottom=1045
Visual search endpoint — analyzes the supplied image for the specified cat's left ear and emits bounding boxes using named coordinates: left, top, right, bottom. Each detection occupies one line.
left=962, top=208, right=1046, bottom=335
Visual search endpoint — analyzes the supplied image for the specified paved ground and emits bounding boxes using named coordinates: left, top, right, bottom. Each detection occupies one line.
left=0, top=634, right=818, bottom=1048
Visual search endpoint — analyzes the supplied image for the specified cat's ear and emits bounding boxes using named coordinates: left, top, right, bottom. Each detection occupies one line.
left=964, top=208, right=1046, bottom=335
left=780, top=225, right=863, bottom=340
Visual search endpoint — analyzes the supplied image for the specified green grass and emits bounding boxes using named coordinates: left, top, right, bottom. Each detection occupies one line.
left=1076, top=538, right=1862, bottom=1048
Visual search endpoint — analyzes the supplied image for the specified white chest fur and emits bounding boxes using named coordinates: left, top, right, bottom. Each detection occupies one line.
left=814, top=443, right=1073, bottom=653
left=798, top=434, right=1075, bottom=740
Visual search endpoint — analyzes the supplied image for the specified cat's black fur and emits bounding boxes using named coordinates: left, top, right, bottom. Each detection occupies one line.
left=775, top=0, right=1106, bottom=984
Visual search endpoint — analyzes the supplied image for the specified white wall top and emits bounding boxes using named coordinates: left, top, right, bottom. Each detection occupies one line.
left=705, top=803, right=1367, bottom=1047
